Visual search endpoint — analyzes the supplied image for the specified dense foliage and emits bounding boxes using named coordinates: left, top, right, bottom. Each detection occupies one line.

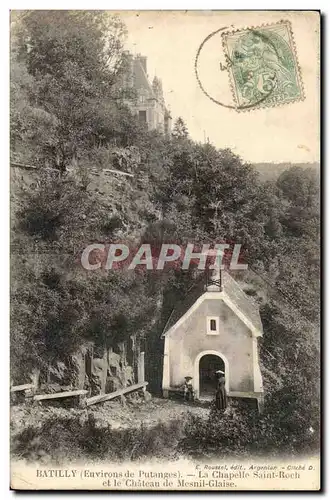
left=11, top=11, right=320, bottom=455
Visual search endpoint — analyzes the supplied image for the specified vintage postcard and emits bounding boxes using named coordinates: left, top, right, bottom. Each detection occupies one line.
left=10, top=10, right=320, bottom=491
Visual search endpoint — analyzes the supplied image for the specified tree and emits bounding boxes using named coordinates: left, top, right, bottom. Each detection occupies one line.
left=172, top=117, right=189, bottom=139
left=277, top=166, right=320, bottom=239
left=11, top=11, right=138, bottom=171
left=11, top=167, right=160, bottom=382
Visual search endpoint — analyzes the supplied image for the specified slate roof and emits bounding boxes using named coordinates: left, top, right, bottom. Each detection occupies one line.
left=133, top=58, right=154, bottom=94
left=162, top=277, right=206, bottom=335
left=222, top=271, right=263, bottom=334
left=161, top=271, right=263, bottom=337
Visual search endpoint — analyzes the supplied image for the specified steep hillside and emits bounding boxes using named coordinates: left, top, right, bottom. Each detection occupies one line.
left=253, top=162, right=320, bottom=182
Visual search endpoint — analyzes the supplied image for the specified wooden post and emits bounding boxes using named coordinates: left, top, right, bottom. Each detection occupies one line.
left=72, top=350, right=86, bottom=390
left=257, top=395, right=265, bottom=414
left=138, top=351, right=145, bottom=389
left=30, top=368, right=40, bottom=395
left=101, top=348, right=107, bottom=394
left=131, top=334, right=138, bottom=383
left=162, top=336, right=170, bottom=398
left=78, top=393, right=87, bottom=408
left=136, top=337, right=142, bottom=384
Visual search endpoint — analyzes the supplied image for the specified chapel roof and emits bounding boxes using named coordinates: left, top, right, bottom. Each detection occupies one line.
left=221, top=271, right=263, bottom=334
left=161, top=270, right=263, bottom=338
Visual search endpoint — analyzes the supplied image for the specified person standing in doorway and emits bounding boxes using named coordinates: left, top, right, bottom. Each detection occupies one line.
left=215, top=370, right=227, bottom=410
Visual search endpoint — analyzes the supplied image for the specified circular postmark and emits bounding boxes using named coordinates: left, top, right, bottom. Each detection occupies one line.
left=195, top=22, right=302, bottom=111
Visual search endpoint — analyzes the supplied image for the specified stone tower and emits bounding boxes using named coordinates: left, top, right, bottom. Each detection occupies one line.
left=122, top=53, right=172, bottom=136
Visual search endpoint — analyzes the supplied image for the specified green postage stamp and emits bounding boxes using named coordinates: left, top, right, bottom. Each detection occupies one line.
left=221, top=21, right=304, bottom=110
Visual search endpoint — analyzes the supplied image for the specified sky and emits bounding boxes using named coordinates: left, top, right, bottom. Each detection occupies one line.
left=118, top=10, right=320, bottom=164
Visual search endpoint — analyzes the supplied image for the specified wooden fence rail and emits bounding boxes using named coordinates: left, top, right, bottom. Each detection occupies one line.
left=86, top=382, right=148, bottom=407
left=10, top=384, right=35, bottom=393
left=34, top=389, right=88, bottom=401
left=11, top=381, right=149, bottom=408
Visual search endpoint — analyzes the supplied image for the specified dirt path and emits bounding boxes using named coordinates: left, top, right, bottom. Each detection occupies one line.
left=89, top=397, right=210, bottom=429
left=11, top=396, right=210, bottom=436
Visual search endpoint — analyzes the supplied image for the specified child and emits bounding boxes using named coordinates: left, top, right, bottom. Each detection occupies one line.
left=183, top=376, right=194, bottom=402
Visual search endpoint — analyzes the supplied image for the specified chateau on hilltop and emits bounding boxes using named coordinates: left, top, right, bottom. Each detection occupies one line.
left=122, top=52, right=172, bottom=136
